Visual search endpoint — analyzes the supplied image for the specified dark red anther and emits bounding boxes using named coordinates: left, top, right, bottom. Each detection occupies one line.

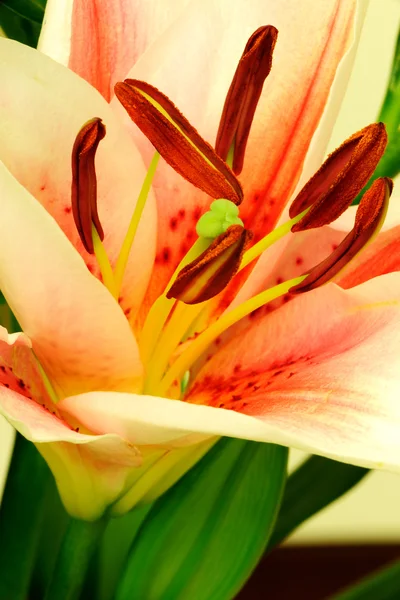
left=290, top=177, right=393, bottom=293
left=290, top=122, right=388, bottom=232
left=115, top=79, right=243, bottom=204
left=71, top=117, right=106, bottom=254
left=215, top=25, right=278, bottom=174
left=167, top=225, right=252, bottom=304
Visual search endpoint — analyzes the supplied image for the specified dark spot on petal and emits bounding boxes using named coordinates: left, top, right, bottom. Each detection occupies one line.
left=273, top=370, right=284, bottom=377
left=162, top=247, right=171, bottom=263
left=276, top=277, right=283, bottom=284
left=296, top=256, right=304, bottom=266
left=192, top=206, right=202, bottom=221
left=17, top=378, right=25, bottom=389
left=178, top=209, right=186, bottom=219
left=64, top=206, right=72, bottom=214
left=233, top=364, right=242, bottom=374
left=170, top=217, right=178, bottom=231
left=232, top=394, right=242, bottom=401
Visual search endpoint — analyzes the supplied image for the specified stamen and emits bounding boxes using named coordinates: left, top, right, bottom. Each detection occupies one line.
left=153, top=275, right=305, bottom=397
left=290, top=177, right=393, bottom=293
left=290, top=122, right=388, bottom=231
left=216, top=25, right=278, bottom=174
left=145, top=227, right=250, bottom=386
left=139, top=238, right=210, bottom=364
left=114, top=151, right=160, bottom=296
left=167, top=225, right=251, bottom=304
left=71, top=118, right=106, bottom=254
left=114, top=79, right=243, bottom=204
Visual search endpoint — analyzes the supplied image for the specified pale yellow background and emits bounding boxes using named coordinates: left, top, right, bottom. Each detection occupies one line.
left=1, top=0, right=400, bottom=543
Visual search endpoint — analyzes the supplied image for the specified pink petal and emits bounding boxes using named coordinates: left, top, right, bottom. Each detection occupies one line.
left=39, top=0, right=191, bottom=101
left=0, top=326, right=140, bottom=519
left=233, top=226, right=345, bottom=313
left=0, top=327, right=52, bottom=408
left=0, top=161, right=142, bottom=397
left=0, top=38, right=156, bottom=323
left=0, top=391, right=141, bottom=520
left=114, top=0, right=361, bottom=315
left=59, top=273, right=400, bottom=472
left=188, top=226, right=346, bottom=375
left=185, top=274, right=400, bottom=470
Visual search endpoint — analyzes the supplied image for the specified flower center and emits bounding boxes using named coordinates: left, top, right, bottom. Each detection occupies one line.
left=69, top=25, right=391, bottom=402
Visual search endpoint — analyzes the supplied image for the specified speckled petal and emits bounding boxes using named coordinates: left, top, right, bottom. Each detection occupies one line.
left=0, top=161, right=142, bottom=397
left=0, top=38, right=156, bottom=324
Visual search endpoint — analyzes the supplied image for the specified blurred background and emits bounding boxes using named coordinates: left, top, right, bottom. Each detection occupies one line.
left=0, top=0, right=399, bottom=550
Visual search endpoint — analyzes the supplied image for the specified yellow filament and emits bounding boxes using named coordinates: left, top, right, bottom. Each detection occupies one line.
left=114, top=151, right=160, bottom=296
left=92, top=225, right=118, bottom=299
left=144, top=239, right=240, bottom=386
left=34, top=354, right=59, bottom=404
left=153, top=275, right=306, bottom=397
left=241, top=208, right=308, bottom=269
left=144, top=301, right=204, bottom=393
left=139, top=237, right=210, bottom=364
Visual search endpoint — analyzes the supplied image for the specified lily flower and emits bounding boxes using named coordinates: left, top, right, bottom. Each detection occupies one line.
left=1, top=0, right=399, bottom=522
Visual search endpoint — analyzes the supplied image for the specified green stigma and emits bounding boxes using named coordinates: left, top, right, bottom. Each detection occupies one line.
left=196, top=199, right=244, bottom=239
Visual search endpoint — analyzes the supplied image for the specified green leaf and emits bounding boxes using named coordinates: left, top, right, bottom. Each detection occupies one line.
left=331, top=559, right=400, bottom=599
left=30, top=473, right=69, bottom=599
left=1, top=0, right=46, bottom=24
left=115, top=438, right=287, bottom=600
left=97, top=504, right=154, bottom=600
left=268, top=455, right=368, bottom=549
left=43, top=517, right=106, bottom=600
left=0, top=435, right=51, bottom=600
left=0, top=4, right=42, bottom=47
